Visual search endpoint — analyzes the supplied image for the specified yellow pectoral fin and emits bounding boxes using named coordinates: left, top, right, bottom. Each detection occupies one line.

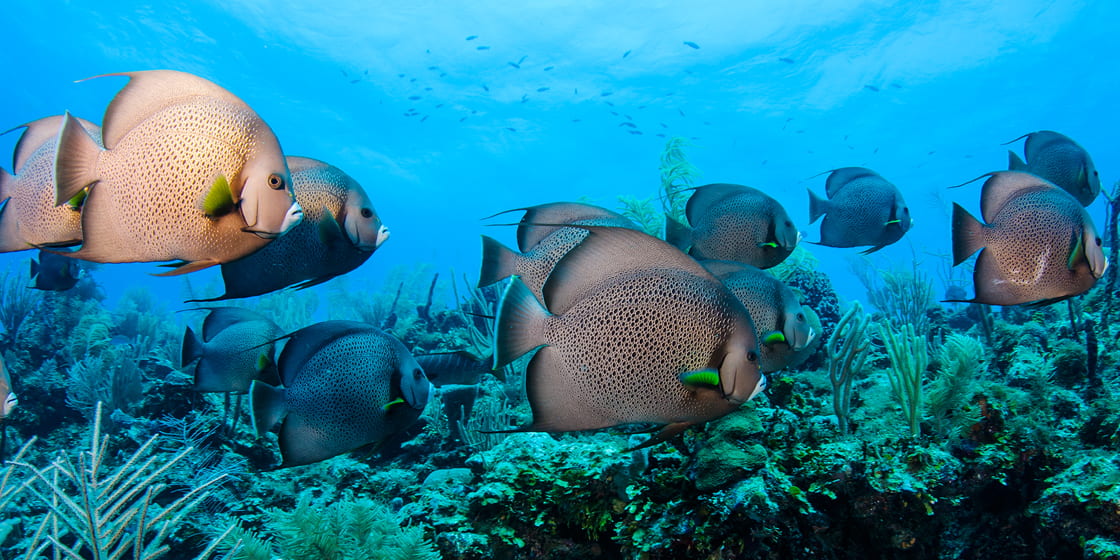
left=1068, top=230, right=1085, bottom=270
left=203, top=175, right=236, bottom=217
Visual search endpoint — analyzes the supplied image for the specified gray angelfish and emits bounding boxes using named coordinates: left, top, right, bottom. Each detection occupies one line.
left=494, top=226, right=765, bottom=448
left=190, top=156, right=388, bottom=301
left=53, top=70, right=303, bottom=274
left=808, top=167, right=911, bottom=253
left=0, top=115, right=102, bottom=252
left=29, top=249, right=81, bottom=291
left=181, top=307, right=282, bottom=393
left=416, top=350, right=495, bottom=387
left=700, top=260, right=816, bottom=372
left=1007, top=130, right=1100, bottom=206
left=666, top=183, right=800, bottom=269
left=950, top=171, right=1107, bottom=306
left=0, top=354, right=16, bottom=421
left=250, top=321, right=433, bottom=468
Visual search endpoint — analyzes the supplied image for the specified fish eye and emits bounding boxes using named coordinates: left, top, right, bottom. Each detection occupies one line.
left=796, top=312, right=805, bottom=321
left=413, top=368, right=424, bottom=380
left=267, top=174, right=286, bottom=190
left=1097, top=237, right=1103, bottom=247
left=361, top=208, right=374, bottom=219
left=747, top=350, right=759, bottom=362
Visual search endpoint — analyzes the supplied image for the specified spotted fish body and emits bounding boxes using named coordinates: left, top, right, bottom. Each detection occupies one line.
left=53, top=70, right=303, bottom=274
left=808, top=167, right=910, bottom=253
left=0, top=354, right=16, bottom=420
left=192, top=156, right=388, bottom=301
left=1008, top=130, right=1100, bottom=206
left=951, top=171, right=1107, bottom=306
left=0, top=116, right=101, bottom=252
left=702, top=260, right=816, bottom=373
left=668, top=183, right=799, bottom=269
left=250, top=321, right=433, bottom=468
left=494, top=227, right=765, bottom=447
left=479, top=202, right=639, bottom=301
left=181, top=307, right=281, bottom=393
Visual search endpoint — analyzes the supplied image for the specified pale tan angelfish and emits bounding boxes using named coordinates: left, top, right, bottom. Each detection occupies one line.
left=0, top=354, right=17, bottom=420
left=0, top=115, right=102, bottom=252
left=53, top=70, right=303, bottom=274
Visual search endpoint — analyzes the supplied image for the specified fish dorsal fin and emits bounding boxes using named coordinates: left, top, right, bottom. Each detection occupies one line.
left=1022, top=130, right=1070, bottom=161
left=200, top=306, right=273, bottom=342
left=7, top=115, right=97, bottom=173
left=94, top=70, right=249, bottom=149
left=516, top=202, right=634, bottom=252
left=684, top=183, right=747, bottom=224
left=1007, top=150, right=1028, bottom=171
left=825, top=167, right=879, bottom=198
left=698, top=259, right=751, bottom=279
left=978, top=171, right=1056, bottom=223
left=541, top=226, right=711, bottom=315
left=277, top=320, right=376, bottom=386
left=284, top=155, right=330, bottom=175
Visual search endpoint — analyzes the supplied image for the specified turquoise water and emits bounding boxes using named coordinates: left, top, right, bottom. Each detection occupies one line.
left=2, top=1, right=1115, bottom=305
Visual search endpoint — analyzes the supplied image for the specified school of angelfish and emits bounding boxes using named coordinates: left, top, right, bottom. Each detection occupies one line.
left=0, top=69, right=1108, bottom=467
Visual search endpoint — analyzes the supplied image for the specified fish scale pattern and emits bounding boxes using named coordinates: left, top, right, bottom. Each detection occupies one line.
left=545, top=268, right=740, bottom=429
left=79, top=97, right=273, bottom=263
left=977, top=190, right=1095, bottom=304
left=691, top=191, right=794, bottom=268
left=517, top=227, right=590, bottom=300
left=820, top=180, right=906, bottom=248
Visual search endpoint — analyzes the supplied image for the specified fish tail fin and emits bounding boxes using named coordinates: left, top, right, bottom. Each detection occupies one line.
left=807, top=189, right=829, bottom=224
left=249, top=379, right=287, bottom=437
left=1007, top=150, right=1028, bottom=171
left=494, top=276, right=549, bottom=368
left=664, top=214, right=691, bottom=251
left=29, top=256, right=38, bottom=280
left=951, top=203, right=985, bottom=265
left=181, top=326, right=204, bottom=368
left=53, top=112, right=102, bottom=206
left=0, top=171, right=23, bottom=253
left=478, top=235, right=521, bottom=288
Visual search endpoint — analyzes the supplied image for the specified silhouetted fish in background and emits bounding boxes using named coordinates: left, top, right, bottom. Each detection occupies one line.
left=416, top=350, right=495, bottom=387
left=181, top=307, right=281, bottom=393
left=53, top=70, right=303, bottom=274
left=950, top=171, right=1107, bottom=306
left=1006, top=130, right=1100, bottom=206
left=700, top=260, right=816, bottom=372
left=479, top=202, right=640, bottom=301
left=666, top=183, right=800, bottom=269
left=250, top=321, right=433, bottom=468
left=807, top=167, right=911, bottom=253
left=0, top=115, right=101, bottom=252
left=494, top=227, right=765, bottom=448
left=189, top=157, right=388, bottom=302
left=29, top=249, right=80, bottom=291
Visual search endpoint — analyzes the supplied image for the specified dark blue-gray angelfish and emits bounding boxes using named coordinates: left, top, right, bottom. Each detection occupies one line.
left=181, top=307, right=282, bottom=393
left=807, top=167, right=911, bottom=254
left=29, top=249, right=81, bottom=291
left=1007, top=130, right=1100, bottom=206
left=667, top=183, right=800, bottom=269
left=250, top=321, right=433, bottom=468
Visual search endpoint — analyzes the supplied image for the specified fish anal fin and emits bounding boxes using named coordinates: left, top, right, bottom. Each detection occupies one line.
left=626, top=422, right=694, bottom=451
left=151, top=259, right=221, bottom=277
left=249, top=379, right=286, bottom=436
left=521, top=347, right=617, bottom=434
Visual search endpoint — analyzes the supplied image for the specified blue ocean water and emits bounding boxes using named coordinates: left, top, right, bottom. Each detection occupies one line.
left=0, top=0, right=1115, bottom=307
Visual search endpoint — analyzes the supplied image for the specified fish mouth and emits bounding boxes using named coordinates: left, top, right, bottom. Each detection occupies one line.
left=356, top=225, right=391, bottom=252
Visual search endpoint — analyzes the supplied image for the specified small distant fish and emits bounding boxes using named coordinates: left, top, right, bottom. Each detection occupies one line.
left=466, top=35, right=478, bottom=41
left=493, top=227, right=764, bottom=448
left=605, top=101, right=615, bottom=107
left=435, top=103, right=444, bottom=108
left=476, top=46, right=490, bottom=50
left=427, top=66, right=439, bottom=71
left=30, top=249, right=80, bottom=291
left=408, top=95, right=422, bottom=100
left=439, top=72, right=447, bottom=77
left=508, top=62, right=521, bottom=69
left=619, top=122, right=637, bottom=128
left=624, top=114, right=633, bottom=120
left=537, top=87, right=550, bottom=92
left=637, top=105, right=646, bottom=109
left=600, top=91, right=613, bottom=97
left=950, top=171, right=1107, bottom=306
left=703, top=121, right=711, bottom=125
left=0, top=354, right=16, bottom=421
left=574, top=88, right=578, bottom=94
left=610, top=111, right=619, bottom=116
left=543, top=66, right=554, bottom=71
left=807, top=167, right=911, bottom=253
left=420, top=115, right=429, bottom=122
left=571, top=118, right=581, bottom=123
left=890, top=82, right=903, bottom=89
left=250, top=321, right=433, bottom=468
left=459, top=117, right=468, bottom=122
left=505, top=127, right=517, bottom=132
left=397, top=73, right=405, bottom=78
left=1006, top=130, right=1100, bottom=206
left=521, top=94, right=529, bottom=103
left=864, top=85, right=880, bottom=92
left=779, top=57, right=795, bottom=64
left=182, top=307, right=281, bottom=393
left=666, top=184, right=800, bottom=269
left=628, top=130, right=643, bottom=135
left=683, top=41, right=700, bottom=49
left=660, top=123, right=668, bottom=128
left=517, top=55, right=528, bottom=64
left=665, top=91, right=675, bottom=96
left=409, top=78, right=417, bottom=82
left=424, top=87, right=433, bottom=91
left=655, top=133, right=666, bottom=138
left=678, top=109, right=685, bottom=117
left=623, top=50, right=632, bottom=58
left=482, top=84, right=490, bottom=92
